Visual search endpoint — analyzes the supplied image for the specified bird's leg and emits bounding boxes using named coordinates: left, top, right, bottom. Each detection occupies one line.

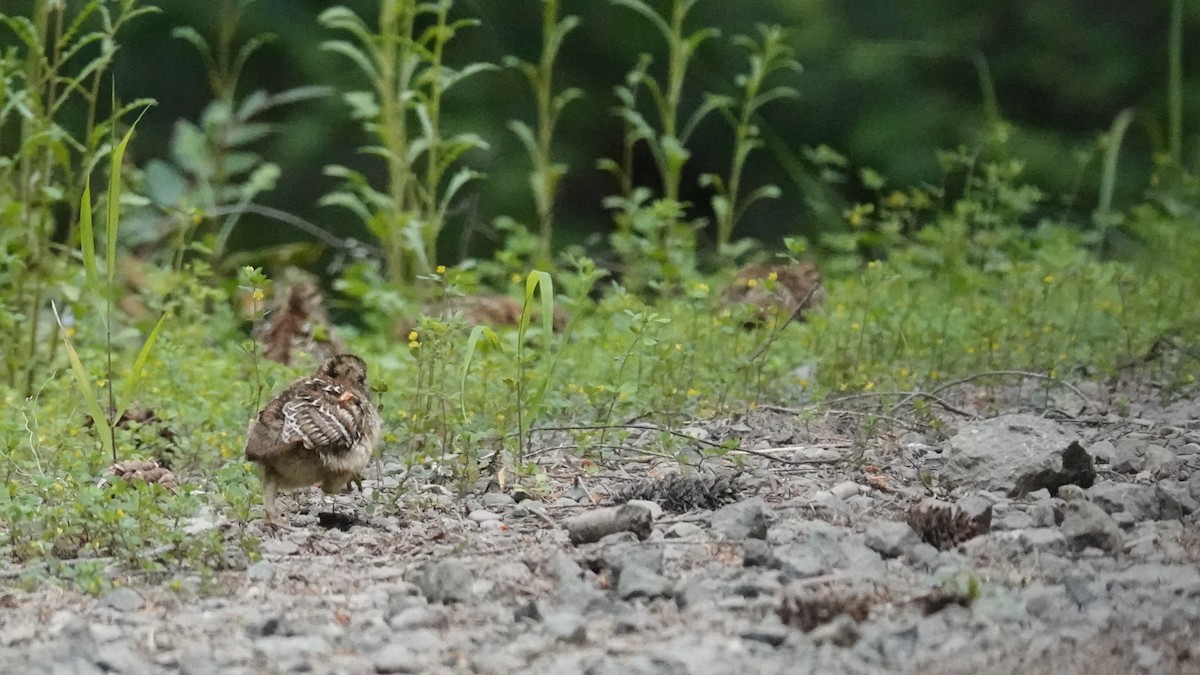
left=263, top=473, right=284, bottom=529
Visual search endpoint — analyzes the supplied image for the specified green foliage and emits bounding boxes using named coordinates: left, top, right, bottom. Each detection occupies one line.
left=319, top=0, right=494, bottom=285
left=501, top=0, right=582, bottom=268
left=0, top=0, right=157, bottom=395
left=701, top=24, right=800, bottom=254
left=131, top=0, right=330, bottom=270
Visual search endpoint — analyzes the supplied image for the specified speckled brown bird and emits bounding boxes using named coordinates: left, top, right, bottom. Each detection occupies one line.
left=244, top=354, right=381, bottom=524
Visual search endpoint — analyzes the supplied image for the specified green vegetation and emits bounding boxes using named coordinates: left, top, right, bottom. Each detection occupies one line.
left=0, top=0, right=1198, bottom=593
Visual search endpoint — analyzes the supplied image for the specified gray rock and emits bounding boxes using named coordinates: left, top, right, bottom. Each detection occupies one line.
left=1019, top=528, right=1069, bottom=555
left=0, top=621, right=35, bottom=647
left=1176, top=442, right=1200, bottom=456
left=742, top=538, right=775, bottom=568
left=993, top=509, right=1036, bottom=530
left=252, top=636, right=330, bottom=671
left=1063, top=574, right=1097, bottom=608
left=1156, top=478, right=1199, bottom=518
left=480, top=492, right=516, bottom=508
left=372, top=644, right=422, bottom=674
left=245, top=561, right=275, bottom=584
left=625, top=499, right=664, bottom=520
left=1060, top=501, right=1124, bottom=553
left=829, top=481, right=862, bottom=500
left=741, top=617, right=789, bottom=647
left=711, top=497, right=770, bottom=540
left=1087, top=481, right=1161, bottom=523
left=260, top=538, right=300, bottom=557
left=467, top=509, right=501, bottom=523
left=617, top=563, right=673, bottom=600
left=1143, top=445, right=1180, bottom=476
left=1091, top=439, right=1140, bottom=473
left=863, top=521, right=919, bottom=559
left=178, top=646, right=221, bottom=675
left=603, top=542, right=664, bottom=575
left=663, top=522, right=705, bottom=539
left=97, top=587, right=144, bottom=613
left=388, top=605, right=445, bottom=631
left=96, top=642, right=152, bottom=675
left=411, top=558, right=475, bottom=604
left=940, top=414, right=1095, bottom=496
left=542, top=610, right=587, bottom=644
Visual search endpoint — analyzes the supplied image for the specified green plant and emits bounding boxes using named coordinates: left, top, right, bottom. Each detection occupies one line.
left=319, top=0, right=493, bottom=285
left=502, top=0, right=582, bottom=268
left=701, top=24, right=799, bottom=255
left=59, top=105, right=168, bottom=464
left=0, top=0, right=157, bottom=395
left=131, top=0, right=330, bottom=270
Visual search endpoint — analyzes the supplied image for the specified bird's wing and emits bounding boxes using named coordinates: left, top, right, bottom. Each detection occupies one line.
left=280, top=391, right=358, bottom=452
left=244, top=411, right=295, bottom=460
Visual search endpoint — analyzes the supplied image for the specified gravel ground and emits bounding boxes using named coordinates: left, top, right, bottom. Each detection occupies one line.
left=2, top=376, right=1199, bottom=674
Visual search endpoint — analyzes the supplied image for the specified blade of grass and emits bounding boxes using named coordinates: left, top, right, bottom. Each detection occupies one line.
left=79, top=177, right=99, bottom=293
left=116, top=311, right=169, bottom=417
left=53, top=302, right=114, bottom=461
left=106, top=105, right=152, bottom=283
left=460, top=324, right=500, bottom=420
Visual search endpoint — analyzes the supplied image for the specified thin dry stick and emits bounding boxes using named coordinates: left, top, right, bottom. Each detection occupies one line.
left=886, top=369, right=1089, bottom=416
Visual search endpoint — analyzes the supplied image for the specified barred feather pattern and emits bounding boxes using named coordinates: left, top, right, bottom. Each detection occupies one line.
left=244, top=354, right=381, bottom=521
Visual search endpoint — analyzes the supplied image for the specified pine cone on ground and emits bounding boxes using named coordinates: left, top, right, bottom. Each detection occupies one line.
left=107, top=459, right=178, bottom=492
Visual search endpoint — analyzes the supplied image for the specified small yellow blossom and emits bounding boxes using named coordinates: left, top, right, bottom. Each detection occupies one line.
left=687, top=388, right=700, bottom=397
left=1042, top=274, right=1055, bottom=284
left=864, top=381, right=875, bottom=391
left=252, top=288, right=266, bottom=302
left=408, top=330, right=419, bottom=341
left=767, top=271, right=778, bottom=282
left=436, top=265, right=447, bottom=274
left=511, top=273, right=523, bottom=284
left=408, top=340, right=420, bottom=349
left=746, top=278, right=758, bottom=288
left=674, top=343, right=682, bottom=350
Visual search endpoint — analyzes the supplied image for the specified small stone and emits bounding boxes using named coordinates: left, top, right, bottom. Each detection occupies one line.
left=253, top=636, right=331, bottom=672
left=245, top=561, right=275, bottom=584
left=664, top=522, right=705, bottom=539
left=1087, top=481, right=1161, bottom=522
left=741, top=617, right=789, bottom=647
left=1143, top=445, right=1180, bottom=476
left=260, top=538, right=300, bottom=557
left=1060, top=501, right=1124, bottom=553
left=97, top=587, right=144, bottom=613
left=0, top=621, right=36, bottom=647
left=616, top=563, right=673, bottom=600
left=411, top=558, right=474, bottom=604
left=1063, top=574, right=1096, bottom=608
left=468, top=509, right=501, bottom=523
left=480, top=493, right=516, bottom=508
left=1176, top=443, right=1200, bottom=456
left=742, top=539, right=775, bottom=568
left=1091, top=440, right=1140, bottom=473
left=829, top=481, right=861, bottom=500
left=863, top=521, right=919, bottom=558
left=543, top=610, right=587, bottom=644
left=372, top=644, right=421, bottom=674
left=994, top=509, right=1036, bottom=530
left=711, top=497, right=770, bottom=540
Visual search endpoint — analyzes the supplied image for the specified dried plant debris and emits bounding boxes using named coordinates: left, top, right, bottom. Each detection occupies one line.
left=778, top=577, right=891, bottom=632
left=252, top=275, right=345, bottom=366
left=724, top=261, right=825, bottom=326
left=615, top=471, right=744, bottom=513
left=106, top=459, right=178, bottom=492
left=906, top=498, right=992, bottom=551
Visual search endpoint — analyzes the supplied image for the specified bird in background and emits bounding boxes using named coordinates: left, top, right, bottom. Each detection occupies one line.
left=243, top=353, right=381, bottom=525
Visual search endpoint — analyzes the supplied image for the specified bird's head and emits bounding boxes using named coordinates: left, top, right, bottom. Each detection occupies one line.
left=318, top=353, right=369, bottom=391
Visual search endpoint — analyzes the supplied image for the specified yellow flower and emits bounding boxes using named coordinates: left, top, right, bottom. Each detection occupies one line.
left=408, top=330, right=419, bottom=342
left=408, top=340, right=420, bottom=349
left=252, top=288, right=266, bottom=302
left=436, top=265, right=447, bottom=274
left=1042, top=274, right=1055, bottom=284
left=687, top=388, right=700, bottom=397
left=767, top=271, right=778, bottom=282
left=746, top=278, right=758, bottom=288
left=511, top=273, right=523, bottom=284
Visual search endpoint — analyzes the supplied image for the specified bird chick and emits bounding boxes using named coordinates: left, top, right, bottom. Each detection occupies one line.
left=244, top=354, right=381, bottom=525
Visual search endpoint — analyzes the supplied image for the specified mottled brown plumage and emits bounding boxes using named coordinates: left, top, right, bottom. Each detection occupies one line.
left=251, top=278, right=345, bottom=366
left=244, top=354, right=381, bottom=524
left=725, top=261, right=825, bottom=326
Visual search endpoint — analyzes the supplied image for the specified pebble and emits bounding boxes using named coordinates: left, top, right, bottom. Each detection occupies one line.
left=245, top=560, right=275, bottom=584
left=97, top=587, right=144, bottom=613
left=711, top=497, right=770, bottom=540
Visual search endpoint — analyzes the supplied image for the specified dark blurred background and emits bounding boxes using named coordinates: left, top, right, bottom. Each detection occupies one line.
left=11, top=0, right=1198, bottom=261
